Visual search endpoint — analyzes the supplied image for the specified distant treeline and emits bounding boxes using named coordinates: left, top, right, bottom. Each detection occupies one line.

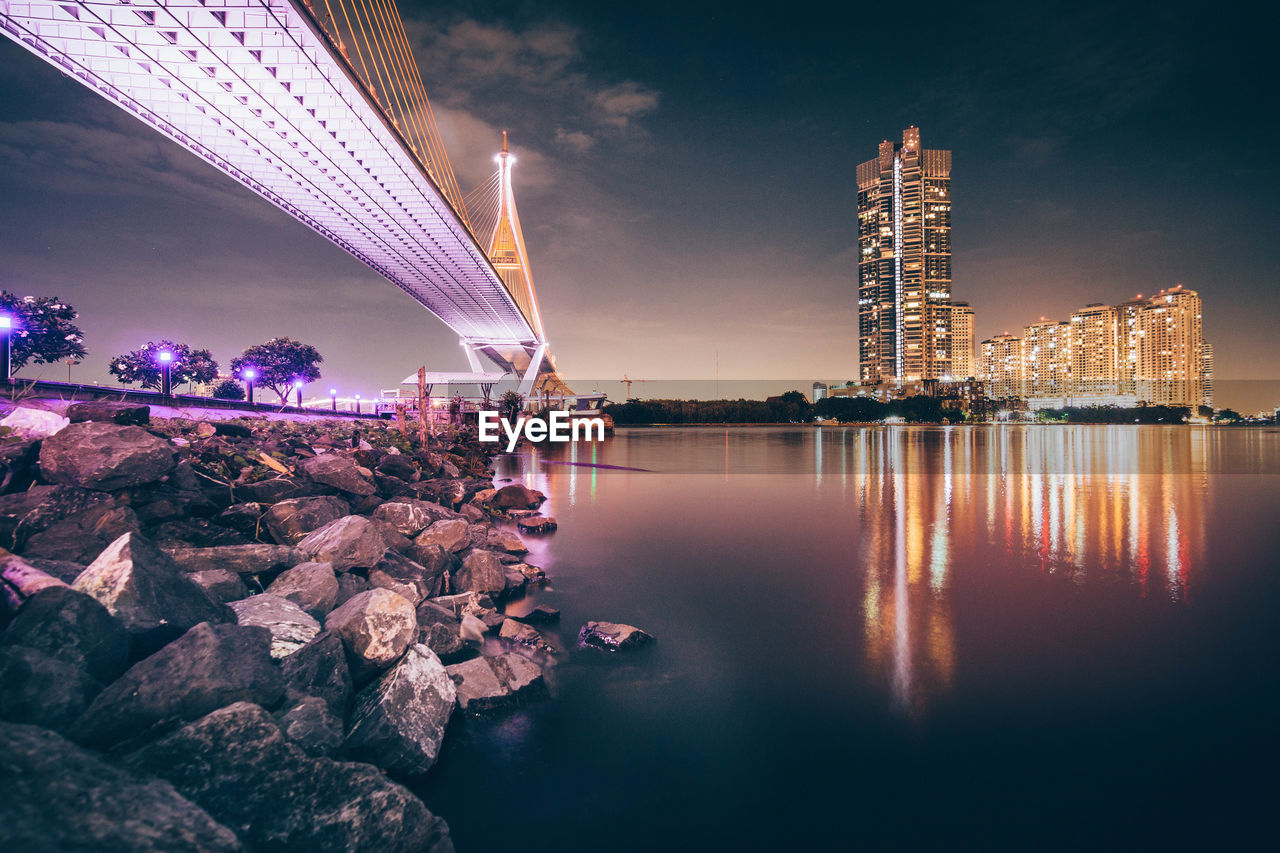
left=604, top=393, right=965, bottom=425
left=1035, top=405, right=1194, bottom=423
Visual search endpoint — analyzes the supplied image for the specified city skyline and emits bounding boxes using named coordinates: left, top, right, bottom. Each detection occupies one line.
left=0, top=0, right=1276, bottom=410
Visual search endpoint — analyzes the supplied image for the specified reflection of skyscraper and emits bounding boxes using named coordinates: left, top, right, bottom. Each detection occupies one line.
left=857, top=127, right=952, bottom=384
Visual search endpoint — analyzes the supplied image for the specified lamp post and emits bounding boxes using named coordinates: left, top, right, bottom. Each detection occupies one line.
left=242, top=368, right=256, bottom=405
left=330, top=388, right=338, bottom=412
left=0, top=314, right=11, bottom=382
left=157, top=350, right=174, bottom=397
left=354, top=394, right=361, bottom=415
left=294, top=379, right=303, bottom=408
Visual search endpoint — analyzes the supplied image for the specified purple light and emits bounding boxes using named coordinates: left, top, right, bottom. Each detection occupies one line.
left=0, top=315, right=11, bottom=330
left=242, top=368, right=257, bottom=380
left=329, top=388, right=337, bottom=395
left=157, top=350, right=173, bottom=363
left=293, top=379, right=303, bottom=388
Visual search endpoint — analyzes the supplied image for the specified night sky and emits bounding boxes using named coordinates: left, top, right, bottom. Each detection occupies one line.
left=0, top=0, right=1276, bottom=409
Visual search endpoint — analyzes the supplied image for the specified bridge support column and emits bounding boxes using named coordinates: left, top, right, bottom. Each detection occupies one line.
left=517, top=343, right=547, bottom=400
left=461, top=338, right=484, bottom=373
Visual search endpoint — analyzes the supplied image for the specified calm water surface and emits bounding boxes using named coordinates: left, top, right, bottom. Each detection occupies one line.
left=420, top=426, right=1280, bottom=849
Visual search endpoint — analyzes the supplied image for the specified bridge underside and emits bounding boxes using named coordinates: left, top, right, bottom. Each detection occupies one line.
left=0, top=0, right=566, bottom=390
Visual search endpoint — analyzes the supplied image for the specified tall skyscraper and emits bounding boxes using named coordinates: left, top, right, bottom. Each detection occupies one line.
left=857, top=126, right=952, bottom=384
left=1069, top=303, right=1121, bottom=403
left=1114, top=295, right=1147, bottom=399
left=980, top=333, right=1023, bottom=399
left=1022, top=319, right=1071, bottom=401
left=950, top=302, right=975, bottom=379
left=1201, top=342, right=1214, bottom=408
left=1136, top=285, right=1204, bottom=407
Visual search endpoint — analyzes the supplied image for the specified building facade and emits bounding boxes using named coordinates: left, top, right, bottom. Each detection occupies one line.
left=949, top=302, right=975, bottom=379
left=980, top=334, right=1024, bottom=399
left=1022, top=319, right=1072, bottom=404
left=1136, top=286, right=1204, bottom=407
left=1068, top=303, right=1128, bottom=405
left=858, top=127, right=952, bottom=384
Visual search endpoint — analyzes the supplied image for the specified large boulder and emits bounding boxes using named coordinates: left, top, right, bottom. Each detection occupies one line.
left=38, top=421, right=176, bottom=491
left=579, top=620, right=655, bottom=651
left=0, top=436, right=41, bottom=494
left=280, top=632, right=353, bottom=720
left=414, top=601, right=467, bottom=663
left=413, top=518, right=469, bottom=554
left=299, top=454, right=377, bottom=496
left=296, top=516, right=387, bottom=571
left=262, top=496, right=349, bottom=546
left=324, top=589, right=417, bottom=681
left=0, top=722, right=242, bottom=852
left=0, top=483, right=110, bottom=551
left=0, top=584, right=130, bottom=683
left=266, top=561, right=339, bottom=618
left=445, top=652, right=546, bottom=714
left=75, top=622, right=283, bottom=750
left=499, top=618, right=557, bottom=657
left=490, top=484, right=546, bottom=510
left=72, top=532, right=230, bottom=647
left=0, top=645, right=100, bottom=732
left=125, top=702, right=452, bottom=852
left=343, top=644, right=456, bottom=776
left=277, top=695, right=344, bottom=757
left=368, top=549, right=447, bottom=605
left=187, top=569, right=250, bottom=605
left=65, top=400, right=151, bottom=426
left=453, top=549, right=507, bottom=597
left=487, top=527, right=529, bottom=554
left=163, top=543, right=305, bottom=576
left=228, top=595, right=321, bottom=659
left=371, top=499, right=459, bottom=537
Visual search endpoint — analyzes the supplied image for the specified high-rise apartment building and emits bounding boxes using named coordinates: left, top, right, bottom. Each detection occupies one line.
left=857, top=126, right=952, bottom=384
left=980, top=333, right=1023, bottom=399
left=1114, top=296, right=1147, bottom=399
left=949, top=302, right=975, bottom=379
left=1069, top=303, right=1122, bottom=403
left=1201, top=342, right=1214, bottom=408
left=1136, top=286, right=1204, bottom=407
left=1022, top=319, right=1072, bottom=402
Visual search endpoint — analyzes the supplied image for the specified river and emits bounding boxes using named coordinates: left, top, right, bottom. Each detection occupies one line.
left=419, top=425, right=1280, bottom=849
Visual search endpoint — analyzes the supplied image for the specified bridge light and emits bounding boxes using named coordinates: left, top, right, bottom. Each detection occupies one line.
left=0, top=314, right=12, bottom=381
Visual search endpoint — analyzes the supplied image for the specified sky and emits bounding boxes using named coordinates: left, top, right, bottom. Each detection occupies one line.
left=0, top=0, right=1277, bottom=409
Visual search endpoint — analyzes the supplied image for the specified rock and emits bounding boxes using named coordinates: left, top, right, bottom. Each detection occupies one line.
left=234, top=477, right=315, bottom=504
left=371, top=494, right=460, bottom=535
left=324, top=589, right=417, bottom=680
left=334, top=571, right=370, bottom=607
left=277, top=695, right=344, bottom=757
left=213, top=422, right=253, bottom=438
left=512, top=562, right=547, bottom=583
left=296, top=515, right=387, bottom=571
left=414, top=601, right=467, bottom=662
left=431, top=591, right=503, bottom=631
left=0, top=436, right=40, bottom=494
left=413, top=518, right=469, bottom=554
left=152, top=517, right=251, bottom=547
left=15, top=555, right=87, bottom=583
left=579, top=620, right=655, bottom=651
left=72, top=532, right=230, bottom=647
left=516, top=516, right=558, bottom=533
left=266, top=561, right=338, bottom=618
left=299, top=454, right=376, bottom=496
left=499, top=618, right=557, bottom=656
left=343, top=644, right=456, bottom=776
left=280, top=632, right=353, bottom=720
left=511, top=604, right=560, bottom=625
left=65, top=400, right=150, bottom=426
left=262, top=495, right=349, bottom=546
left=0, top=485, right=108, bottom=550
left=0, top=721, right=242, bottom=852
left=0, top=645, right=100, bottom=732
left=1, top=552, right=68, bottom=614
left=370, top=519, right=413, bottom=554
left=195, top=421, right=218, bottom=438
left=21, top=501, right=142, bottom=564
left=187, top=569, right=250, bottom=605
left=228, top=594, right=321, bottom=659
left=216, top=502, right=265, bottom=534
left=0, top=406, right=69, bottom=438
left=470, top=488, right=497, bottom=506
left=164, top=543, right=305, bottom=576
left=0, top=584, right=130, bottom=683
left=75, top=621, right=283, bottom=750
left=446, top=652, right=546, bottom=714
left=454, top=549, right=507, bottom=597
left=487, top=527, right=529, bottom=553
left=369, top=549, right=447, bottom=604
left=38, top=422, right=177, bottom=491
left=490, top=484, right=546, bottom=510
left=459, top=503, right=486, bottom=522
left=125, top=702, right=451, bottom=852
left=374, top=453, right=418, bottom=481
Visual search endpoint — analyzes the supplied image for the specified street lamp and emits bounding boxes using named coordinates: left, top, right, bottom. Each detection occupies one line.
left=330, top=388, right=338, bottom=412
left=157, top=349, right=175, bottom=396
left=294, top=379, right=304, bottom=408
left=0, top=314, right=11, bottom=382
left=354, top=393, right=361, bottom=415
left=242, top=368, right=256, bottom=405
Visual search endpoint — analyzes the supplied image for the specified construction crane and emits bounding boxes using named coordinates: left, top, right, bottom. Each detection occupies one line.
left=621, top=375, right=648, bottom=399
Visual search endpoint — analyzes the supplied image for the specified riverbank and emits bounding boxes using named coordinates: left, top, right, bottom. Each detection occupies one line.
left=0, top=400, right=645, bottom=850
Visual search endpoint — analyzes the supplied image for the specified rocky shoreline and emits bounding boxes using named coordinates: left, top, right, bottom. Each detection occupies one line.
left=0, top=400, right=651, bottom=851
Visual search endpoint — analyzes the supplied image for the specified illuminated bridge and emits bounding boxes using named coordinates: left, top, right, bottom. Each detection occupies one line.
left=0, top=0, right=568, bottom=396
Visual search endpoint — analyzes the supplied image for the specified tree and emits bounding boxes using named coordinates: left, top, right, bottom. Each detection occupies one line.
left=108, top=340, right=219, bottom=391
left=0, top=292, right=88, bottom=372
left=210, top=378, right=245, bottom=401
left=499, top=390, right=523, bottom=420
left=230, top=337, right=323, bottom=405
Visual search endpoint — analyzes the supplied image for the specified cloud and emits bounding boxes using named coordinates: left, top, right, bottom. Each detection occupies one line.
left=554, top=128, right=596, bottom=153
left=592, top=82, right=660, bottom=128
